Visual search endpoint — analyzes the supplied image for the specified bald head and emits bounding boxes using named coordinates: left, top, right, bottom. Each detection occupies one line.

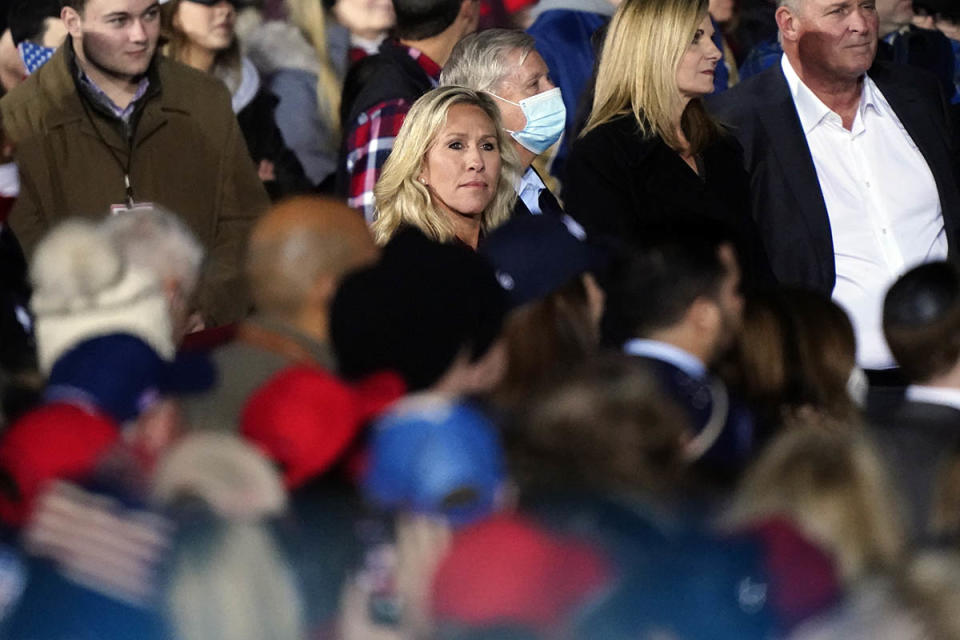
left=247, top=197, right=378, bottom=325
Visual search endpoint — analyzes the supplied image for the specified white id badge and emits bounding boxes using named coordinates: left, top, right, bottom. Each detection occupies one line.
left=110, top=201, right=156, bottom=215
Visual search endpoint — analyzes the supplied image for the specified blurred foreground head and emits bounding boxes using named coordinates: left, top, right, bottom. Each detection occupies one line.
left=247, top=196, right=378, bottom=342
left=480, top=214, right=608, bottom=409
left=510, top=354, right=690, bottom=500
left=733, top=288, right=860, bottom=438
left=884, top=261, right=960, bottom=386
left=332, top=228, right=508, bottom=393
left=101, top=206, right=205, bottom=344
left=363, top=393, right=506, bottom=527
left=724, top=425, right=906, bottom=583
left=29, top=219, right=175, bottom=373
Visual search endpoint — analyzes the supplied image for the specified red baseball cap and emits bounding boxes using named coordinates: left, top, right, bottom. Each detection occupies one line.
left=241, top=365, right=405, bottom=489
left=432, top=514, right=612, bottom=632
left=0, top=403, right=120, bottom=527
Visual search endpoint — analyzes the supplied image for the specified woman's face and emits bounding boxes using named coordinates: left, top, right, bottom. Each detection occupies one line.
left=174, top=0, right=236, bottom=53
left=419, top=104, right=502, bottom=222
left=332, top=0, right=395, bottom=40
left=675, top=15, right=722, bottom=101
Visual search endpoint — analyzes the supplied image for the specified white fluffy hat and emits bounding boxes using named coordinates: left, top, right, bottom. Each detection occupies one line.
left=29, top=219, right=175, bottom=374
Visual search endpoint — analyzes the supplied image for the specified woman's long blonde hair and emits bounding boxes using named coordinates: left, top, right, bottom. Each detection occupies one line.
left=371, top=86, right=519, bottom=245
left=285, top=0, right=343, bottom=139
left=723, top=426, right=906, bottom=583
left=584, top=0, right=719, bottom=154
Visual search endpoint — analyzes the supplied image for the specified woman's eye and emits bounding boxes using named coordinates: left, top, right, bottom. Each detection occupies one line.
left=481, top=142, right=497, bottom=151
left=448, top=141, right=463, bottom=150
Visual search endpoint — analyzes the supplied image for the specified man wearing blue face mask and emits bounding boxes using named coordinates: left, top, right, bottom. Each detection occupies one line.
left=441, top=29, right=566, bottom=217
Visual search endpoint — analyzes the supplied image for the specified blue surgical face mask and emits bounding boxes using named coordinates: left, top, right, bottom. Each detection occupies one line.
left=492, top=87, right=566, bottom=155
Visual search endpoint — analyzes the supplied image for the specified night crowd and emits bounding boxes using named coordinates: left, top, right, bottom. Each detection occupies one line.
left=0, top=0, right=959, bottom=637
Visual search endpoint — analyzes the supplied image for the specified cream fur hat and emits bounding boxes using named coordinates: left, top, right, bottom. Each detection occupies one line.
left=29, top=219, right=175, bottom=374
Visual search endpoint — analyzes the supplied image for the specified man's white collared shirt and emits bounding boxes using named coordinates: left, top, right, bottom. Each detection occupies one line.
left=781, top=55, right=947, bottom=370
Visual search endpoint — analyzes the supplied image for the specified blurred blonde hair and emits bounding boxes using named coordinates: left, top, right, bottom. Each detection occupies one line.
left=285, top=0, right=343, bottom=139
left=166, top=520, right=304, bottom=640
left=584, top=0, right=719, bottom=154
left=372, top=86, right=519, bottom=245
left=723, top=426, right=906, bottom=582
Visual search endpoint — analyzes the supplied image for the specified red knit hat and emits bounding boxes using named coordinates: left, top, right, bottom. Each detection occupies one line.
left=432, top=514, right=612, bottom=632
left=241, top=365, right=405, bottom=489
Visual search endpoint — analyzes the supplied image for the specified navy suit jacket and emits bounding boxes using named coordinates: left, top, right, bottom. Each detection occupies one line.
left=629, top=355, right=755, bottom=477
left=707, top=61, right=960, bottom=293
left=869, top=398, right=960, bottom=540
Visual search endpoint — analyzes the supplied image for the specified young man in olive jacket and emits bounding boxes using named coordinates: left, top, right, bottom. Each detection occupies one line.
left=0, top=0, right=270, bottom=326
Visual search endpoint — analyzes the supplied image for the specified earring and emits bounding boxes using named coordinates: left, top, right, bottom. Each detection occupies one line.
left=419, top=177, right=427, bottom=185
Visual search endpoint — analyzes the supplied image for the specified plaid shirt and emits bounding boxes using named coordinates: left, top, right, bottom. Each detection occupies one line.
left=343, top=46, right=441, bottom=222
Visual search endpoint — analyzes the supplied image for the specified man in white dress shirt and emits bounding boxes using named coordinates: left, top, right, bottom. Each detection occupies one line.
left=709, top=0, right=960, bottom=376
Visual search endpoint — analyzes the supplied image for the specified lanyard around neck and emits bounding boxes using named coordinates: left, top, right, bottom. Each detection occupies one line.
left=77, top=90, right=136, bottom=208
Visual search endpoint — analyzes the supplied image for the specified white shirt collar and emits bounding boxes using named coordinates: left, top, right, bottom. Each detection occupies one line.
left=780, top=54, right=880, bottom=136
left=517, top=166, right=546, bottom=197
left=622, top=339, right=707, bottom=379
left=516, top=167, right=547, bottom=215
left=781, top=54, right=834, bottom=135
left=905, top=385, right=960, bottom=412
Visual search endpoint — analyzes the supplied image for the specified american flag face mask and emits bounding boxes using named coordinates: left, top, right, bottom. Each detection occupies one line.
left=18, top=41, right=57, bottom=76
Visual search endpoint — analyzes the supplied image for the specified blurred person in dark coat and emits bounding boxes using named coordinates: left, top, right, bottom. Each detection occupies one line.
left=183, top=196, right=379, bottom=433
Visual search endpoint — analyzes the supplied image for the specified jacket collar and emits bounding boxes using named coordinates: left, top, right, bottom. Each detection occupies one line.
left=41, top=38, right=194, bottom=143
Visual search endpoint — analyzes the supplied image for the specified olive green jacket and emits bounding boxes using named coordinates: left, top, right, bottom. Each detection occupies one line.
left=0, top=41, right=270, bottom=325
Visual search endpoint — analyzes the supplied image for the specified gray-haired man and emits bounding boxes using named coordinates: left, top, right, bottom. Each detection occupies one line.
left=441, top=29, right=566, bottom=216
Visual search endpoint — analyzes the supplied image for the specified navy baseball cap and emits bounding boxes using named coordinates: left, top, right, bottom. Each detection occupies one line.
left=362, top=394, right=505, bottom=527
left=45, top=333, right=216, bottom=424
left=480, top=214, right=609, bottom=309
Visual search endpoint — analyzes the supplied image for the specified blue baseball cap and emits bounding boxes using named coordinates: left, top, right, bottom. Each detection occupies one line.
left=480, top=214, right=608, bottom=309
left=363, top=394, right=505, bottom=527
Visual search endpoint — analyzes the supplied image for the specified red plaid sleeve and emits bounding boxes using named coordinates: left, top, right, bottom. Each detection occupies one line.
left=343, top=98, right=412, bottom=223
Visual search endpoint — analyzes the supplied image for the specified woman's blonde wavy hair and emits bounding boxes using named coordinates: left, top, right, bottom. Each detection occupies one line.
left=372, top=86, right=519, bottom=246
left=584, top=0, right=719, bottom=155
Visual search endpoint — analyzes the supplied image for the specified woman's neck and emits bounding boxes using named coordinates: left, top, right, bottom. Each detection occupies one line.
left=452, top=214, right=482, bottom=250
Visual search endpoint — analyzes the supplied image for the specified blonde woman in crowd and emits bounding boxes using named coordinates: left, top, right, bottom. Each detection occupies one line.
left=563, top=0, right=770, bottom=286
left=371, top=86, right=519, bottom=249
